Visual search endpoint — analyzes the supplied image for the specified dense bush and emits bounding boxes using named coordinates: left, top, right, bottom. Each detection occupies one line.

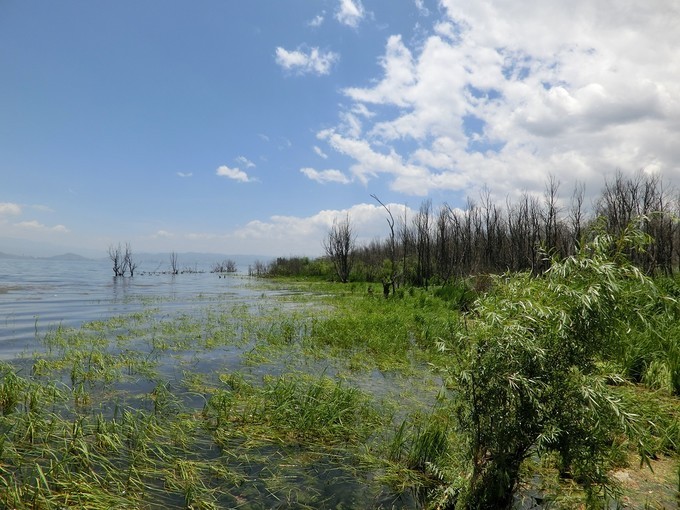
left=449, top=224, right=668, bottom=509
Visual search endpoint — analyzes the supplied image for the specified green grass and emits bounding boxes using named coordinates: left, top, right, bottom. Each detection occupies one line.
left=0, top=266, right=677, bottom=508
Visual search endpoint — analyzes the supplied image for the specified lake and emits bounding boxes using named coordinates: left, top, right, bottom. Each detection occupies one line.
left=0, top=256, right=436, bottom=509
left=0, top=257, right=272, bottom=359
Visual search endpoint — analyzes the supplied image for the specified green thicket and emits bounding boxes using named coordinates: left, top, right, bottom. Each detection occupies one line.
left=446, top=222, right=678, bottom=508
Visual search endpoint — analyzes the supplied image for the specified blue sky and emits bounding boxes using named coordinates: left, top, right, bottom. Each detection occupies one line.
left=2, top=0, right=679, bottom=257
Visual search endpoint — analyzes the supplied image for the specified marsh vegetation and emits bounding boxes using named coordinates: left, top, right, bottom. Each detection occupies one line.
left=3, top=173, right=680, bottom=508
left=0, top=222, right=679, bottom=509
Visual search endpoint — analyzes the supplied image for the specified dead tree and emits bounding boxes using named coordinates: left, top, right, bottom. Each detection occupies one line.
left=170, top=252, right=179, bottom=275
left=371, top=194, right=398, bottom=296
left=123, top=243, right=137, bottom=277
left=414, top=200, right=433, bottom=288
left=108, top=244, right=125, bottom=277
left=324, top=214, right=356, bottom=283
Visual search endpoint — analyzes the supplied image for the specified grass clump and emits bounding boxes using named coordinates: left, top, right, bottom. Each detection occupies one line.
left=205, top=372, right=382, bottom=447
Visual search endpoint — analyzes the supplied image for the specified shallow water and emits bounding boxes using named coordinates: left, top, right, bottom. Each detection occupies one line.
left=0, top=257, right=274, bottom=359
left=0, top=257, right=443, bottom=509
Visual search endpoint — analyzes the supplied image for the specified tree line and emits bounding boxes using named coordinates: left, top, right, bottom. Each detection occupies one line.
left=265, top=172, right=680, bottom=287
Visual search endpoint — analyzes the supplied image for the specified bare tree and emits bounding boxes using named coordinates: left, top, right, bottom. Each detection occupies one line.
left=434, top=205, right=454, bottom=284
left=414, top=200, right=433, bottom=287
left=543, top=176, right=560, bottom=255
left=108, top=244, right=124, bottom=277
left=248, top=260, right=268, bottom=277
left=323, top=214, right=356, bottom=283
left=569, top=181, right=585, bottom=253
left=170, top=252, right=179, bottom=275
left=123, top=243, right=137, bottom=277
left=371, top=194, right=398, bottom=296
left=399, top=205, right=414, bottom=284
left=212, top=259, right=237, bottom=273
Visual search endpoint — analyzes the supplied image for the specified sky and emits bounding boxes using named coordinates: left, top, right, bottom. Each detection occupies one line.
left=2, top=0, right=680, bottom=257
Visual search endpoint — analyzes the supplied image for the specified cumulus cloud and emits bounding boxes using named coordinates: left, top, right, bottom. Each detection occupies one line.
left=0, top=202, right=21, bottom=215
left=300, top=167, right=351, bottom=184
left=313, top=146, right=328, bottom=159
left=320, top=0, right=680, bottom=202
left=233, top=202, right=414, bottom=255
left=275, top=46, right=339, bottom=76
left=216, top=165, right=253, bottom=183
left=335, top=0, right=365, bottom=28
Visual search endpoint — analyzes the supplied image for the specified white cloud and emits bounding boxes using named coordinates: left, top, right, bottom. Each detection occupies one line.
left=300, top=167, right=351, bottom=184
left=320, top=0, right=680, bottom=201
left=319, top=129, right=432, bottom=194
left=335, top=0, right=365, bottom=28
left=15, top=220, right=69, bottom=233
left=309, top=13, right=325, bottom=27
left=177, top=172, right=193, bottom=178
left=233, top=203, right=414, bottom=255
left=344, top=35, right=416, bottom=108
left=275, top=46, right=339, bottom=76
left=414, top=0, right=429, bottom=16
left=236, top=156, right=255, bottom=168
left=0, top=202, right=21, bottom=215
left=313, top=146, right=328, bottom=159
left=216, top=165, right=253, bottom=183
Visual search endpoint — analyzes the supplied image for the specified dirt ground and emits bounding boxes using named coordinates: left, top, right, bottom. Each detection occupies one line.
left=612, top=455, right=679, bottom=509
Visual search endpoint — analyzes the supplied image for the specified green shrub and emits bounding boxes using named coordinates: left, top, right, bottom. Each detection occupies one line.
left=452, top=224, right=662, bottom=509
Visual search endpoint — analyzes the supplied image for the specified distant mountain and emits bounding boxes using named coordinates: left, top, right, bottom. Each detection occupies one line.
left=0, top=236, right=271, bottom=270
left=0, top=251, right=92, bottom=261
left=0, top=251, right=26, bottom=260
left=0, top=237, right=102, bottom=259
left=43, top=253, right=91, bottom=261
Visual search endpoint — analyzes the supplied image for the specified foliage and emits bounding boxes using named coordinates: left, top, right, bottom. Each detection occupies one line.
left=261, top=255, right=334, bottom=279
left=4, top=238, right=680, bottom=508
left=451, top=224, right=666, bottom=509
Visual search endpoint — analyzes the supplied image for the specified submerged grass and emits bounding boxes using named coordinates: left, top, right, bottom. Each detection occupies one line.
left=0, top=271, right=677, bottom=508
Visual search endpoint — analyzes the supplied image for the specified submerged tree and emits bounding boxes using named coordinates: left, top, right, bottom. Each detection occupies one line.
left=170, top=252, right=179, bottom=275
left=324, top=214, right=356, bottom=283
left=108, top=244, right=124, bottom=277
left=108, top=242, right=137, bottom=277
left=211, top=259, right=237, bottom=273
left=123, top=243, right=137, bottom=277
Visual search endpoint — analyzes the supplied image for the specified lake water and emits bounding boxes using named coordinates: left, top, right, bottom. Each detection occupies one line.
left=0, top=257, right=271, bottom=359
left=0, top=257, right=439, bottom=508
